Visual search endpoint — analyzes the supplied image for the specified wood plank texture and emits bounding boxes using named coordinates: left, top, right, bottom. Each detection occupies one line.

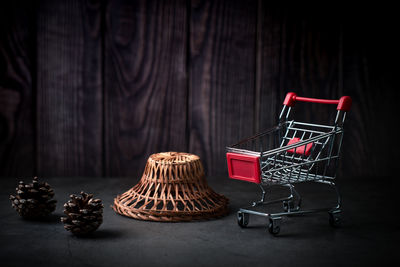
left=259, top=5, right=342, bottom=126
left=0, top=1, right=398, bottom=178
left=340, top=6, right=399, bottom=177
left=36, top=0, right=103, bottom=176
left=0, top=1, right=36, bottom=176
left=104, top=0, right=187, bottom=177
left=189, top=0, right=257, bottom=175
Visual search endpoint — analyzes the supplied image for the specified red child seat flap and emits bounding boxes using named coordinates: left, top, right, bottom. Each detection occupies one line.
left=287, top=138, right=313, bottom=156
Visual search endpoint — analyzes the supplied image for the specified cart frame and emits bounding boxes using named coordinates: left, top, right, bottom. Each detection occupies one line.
left=226, top=92, right=352, bottom=235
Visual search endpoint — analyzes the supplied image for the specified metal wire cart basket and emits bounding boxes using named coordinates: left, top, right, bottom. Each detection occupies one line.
left=226, top=92, right=352, bottom=235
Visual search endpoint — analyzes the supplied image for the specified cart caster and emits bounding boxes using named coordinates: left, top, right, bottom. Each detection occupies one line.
left=268, top=217, right=281, bottom=235
left=237, top=211, right=249, bottom=228
left=329, top=210, right=342, bottom=228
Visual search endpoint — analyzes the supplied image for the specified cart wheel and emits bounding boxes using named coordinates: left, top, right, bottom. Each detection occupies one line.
left=329, top=211, right=342, bottom=228
left=268, top=218, right=281, bottom=235
left=237, top=212, right=249, bottom=228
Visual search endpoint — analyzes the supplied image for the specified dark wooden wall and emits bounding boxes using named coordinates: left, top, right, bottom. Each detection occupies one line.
left=1, top=0, right=398, bottom=179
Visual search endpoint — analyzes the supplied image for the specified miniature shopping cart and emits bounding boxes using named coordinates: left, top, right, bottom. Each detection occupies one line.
left=226, top=92, right=352, bottom=235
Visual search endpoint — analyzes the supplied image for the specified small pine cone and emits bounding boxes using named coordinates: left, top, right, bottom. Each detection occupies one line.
left=61, top=192, right=103, bottom=235
left=9, top=177, right=57, bottom=219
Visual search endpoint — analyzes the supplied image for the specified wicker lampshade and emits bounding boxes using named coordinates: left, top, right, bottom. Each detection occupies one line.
left=113, top=152, right=229, bottom=222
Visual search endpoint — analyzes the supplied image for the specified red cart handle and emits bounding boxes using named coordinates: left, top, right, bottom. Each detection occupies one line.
left=283, top=92, right=352, bottom=111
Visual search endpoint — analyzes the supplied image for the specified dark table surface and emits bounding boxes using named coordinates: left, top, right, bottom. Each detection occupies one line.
left=0, top=176, right=398, bottom=267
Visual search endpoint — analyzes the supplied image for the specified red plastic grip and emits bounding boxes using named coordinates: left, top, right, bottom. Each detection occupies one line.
left=283, top=92, right=352, bottom=111
left=337, top=96, right=352, bottom=111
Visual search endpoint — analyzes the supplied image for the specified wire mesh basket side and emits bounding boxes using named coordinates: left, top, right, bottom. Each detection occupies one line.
left=260, top=128, right=344, bottom=185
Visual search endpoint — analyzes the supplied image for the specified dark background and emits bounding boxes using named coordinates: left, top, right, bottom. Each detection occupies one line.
left=1, top=2, right=400, bottom=266
left=1, top=0, right=398, bottom=179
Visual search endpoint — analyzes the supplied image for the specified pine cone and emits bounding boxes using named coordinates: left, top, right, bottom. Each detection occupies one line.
left=61, top=192, right=103, bottom=235
left=9, top=176, right=57, bottom=219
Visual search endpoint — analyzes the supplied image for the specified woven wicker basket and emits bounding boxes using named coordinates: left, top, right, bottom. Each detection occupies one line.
left=113, top=152, right=229, bottom=222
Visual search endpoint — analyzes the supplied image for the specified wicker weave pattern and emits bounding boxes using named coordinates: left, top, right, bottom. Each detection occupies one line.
left=113, top=152, right=229, bottom=222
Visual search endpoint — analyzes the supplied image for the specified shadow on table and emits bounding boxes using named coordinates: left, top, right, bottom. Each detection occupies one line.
left=72, top=228, right=126, bottom=240
left=19, top=212, right=63, bottom=224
